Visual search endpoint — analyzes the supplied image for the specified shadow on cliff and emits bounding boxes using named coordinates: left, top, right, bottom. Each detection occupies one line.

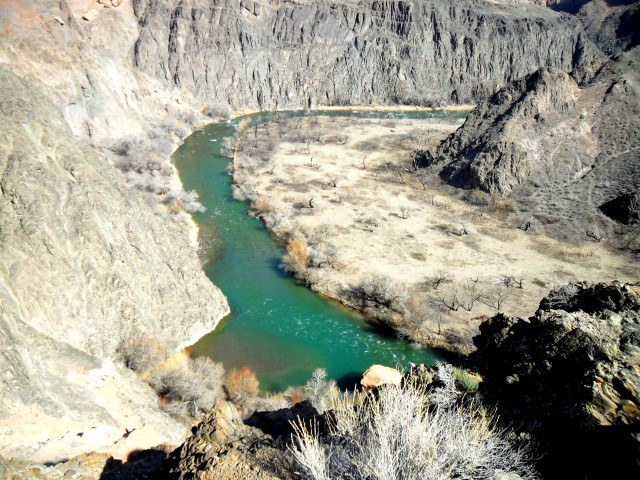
left=99, top=447, right=171, bottom=480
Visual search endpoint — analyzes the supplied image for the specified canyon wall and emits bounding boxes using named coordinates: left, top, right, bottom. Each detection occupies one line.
left=133, top=0, right=601, bottom=111
left=0, top=0, right=228, bottom=461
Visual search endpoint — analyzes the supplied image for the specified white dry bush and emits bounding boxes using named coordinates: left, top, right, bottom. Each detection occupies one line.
left=290, top=371, right=537, bottom=480
left=148, top=355, right=224, bottom=419
left=303, top=368, right=340, bottom=414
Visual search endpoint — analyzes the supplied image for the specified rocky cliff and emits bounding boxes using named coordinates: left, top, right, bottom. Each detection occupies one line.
left=0, top=0, right=228, bottom=462
left=546, top=0, right=640, bottom=55
left=473, top=281, right=640, bottom=478
left=0, top=0, right=635, bottom=472
left=133, top=0, right=601, bottom=110
left=431, top=46, right=639, bottom=244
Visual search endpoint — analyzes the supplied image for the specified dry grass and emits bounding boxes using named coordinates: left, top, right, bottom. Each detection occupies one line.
left=281, top=238, right=309, bottom=277
left=252, top=195, right=273, bottom=215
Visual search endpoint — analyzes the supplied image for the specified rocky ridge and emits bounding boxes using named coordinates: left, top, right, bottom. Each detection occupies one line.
left=429, top=46, right=639, bottom=245
left=133, top=0, right=601, bottom=110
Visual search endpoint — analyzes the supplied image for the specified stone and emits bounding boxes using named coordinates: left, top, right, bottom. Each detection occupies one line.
left=433, top=47, right=639, bottom=246
left=82, top=9, right=99, bottom=21
left=473, top=281, right=640, bottom=478
left=361, top=364, right=403, bottom=390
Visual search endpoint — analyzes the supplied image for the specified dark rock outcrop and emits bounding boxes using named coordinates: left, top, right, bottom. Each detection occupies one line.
left=474, top=281, right=639, bottom=426
left=473, top=281, right=640, bottom=478
left=164, top=400, right=296, bottom=480
left=548, top=0, right=640, bottom=55
left=132, top=0, right=601, bottom=111
left=600, top=191, right=640, bottom=225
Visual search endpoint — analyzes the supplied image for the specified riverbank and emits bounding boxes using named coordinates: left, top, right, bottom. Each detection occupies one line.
left=232, top=113, right=637, bottom=354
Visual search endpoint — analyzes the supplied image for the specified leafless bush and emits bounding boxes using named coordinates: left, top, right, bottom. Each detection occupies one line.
left=252, top=196, right=273, bottom=216
left=303, top=368, right=339, bottom=414
left=253, top=393, right=290, bottom=413
left=290, top=375, right=537, bottom=480
left=163, top=189, right=206, bottom=214
left=437, top=283, right=461, bottom=311
left=461, top=279, right=484, bottom=311
left=281, top=238, right=309, bottom=277
left=225, top=366, right=259, bottom=414
left=148, top=355, right=224, bottom=418
left=116, top=335, right=166, bottom=374
left=482, top=286, right=510, bottom=311
left=430, top=269, right=450, bottom=290
left=360, top=273, right=398, bottom=307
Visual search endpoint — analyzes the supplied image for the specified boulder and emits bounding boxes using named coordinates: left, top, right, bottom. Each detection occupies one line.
left=361, top=365, right=402, bottom=390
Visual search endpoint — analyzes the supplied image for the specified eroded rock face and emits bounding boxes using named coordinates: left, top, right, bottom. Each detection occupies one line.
left=473, top=281, right=640, bottom=478
left=165, top=400, right=294, bottom=480
left=548, top=0, right=640, bottom=55
left=132, top=0, right=600, bottom=110
left=432, top=46, right=639, bottom=244
left=439, top=46, right=639, bottom=198
left=0, top=0, right=229, bottom=462
left=473, top=281, right=639, bottom=427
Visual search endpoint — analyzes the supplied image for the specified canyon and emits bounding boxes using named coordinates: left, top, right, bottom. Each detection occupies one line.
left=0, top=0, right=637, bottom=478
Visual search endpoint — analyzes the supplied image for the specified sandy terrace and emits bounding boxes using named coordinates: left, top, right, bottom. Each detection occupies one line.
left=233, top=115, right=638, bottom=353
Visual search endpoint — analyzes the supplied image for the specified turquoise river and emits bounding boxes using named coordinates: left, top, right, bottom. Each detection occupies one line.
left=174, top=110, right=462, bottom=391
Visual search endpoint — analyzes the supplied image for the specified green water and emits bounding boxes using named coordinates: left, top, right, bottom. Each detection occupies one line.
left=175, top=110, right=461, bottom=391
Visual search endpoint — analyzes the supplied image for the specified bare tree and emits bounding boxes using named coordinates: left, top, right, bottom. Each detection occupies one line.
left=461, top=279, right=484, bottom=312
left=437, top=283, right=461, bottom=311
left=482, top=286, right=510, bottom=311
left=430, top=269, right=450, bottom=290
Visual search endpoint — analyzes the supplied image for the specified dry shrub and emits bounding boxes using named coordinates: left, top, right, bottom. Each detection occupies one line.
left=253, top=393, right=290, bottom=413
left=285, top=386, right=306, bottom=405
left=281, top=238, right=309, bottom=276
left=225, top=366, right=259, bottom=412
left=116, top=334, right=166, bottom=374
left=253, top=195, right=273, bottom=215
left=290, top=375, right=537, bottom=480
left=147, top=353, right=224, bottom=419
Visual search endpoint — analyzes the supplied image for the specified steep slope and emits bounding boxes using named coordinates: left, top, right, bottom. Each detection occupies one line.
left=133, top=0, right=601, bottom=110
left=0, top=0, right=228, bottom=462
left=434, top=46, right=639, bottom=243
left=547, top=0, right=640, bottom=55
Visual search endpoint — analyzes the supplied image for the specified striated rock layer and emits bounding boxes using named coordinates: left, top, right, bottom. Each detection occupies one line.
left=133, top=0, right=601, bottom=110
